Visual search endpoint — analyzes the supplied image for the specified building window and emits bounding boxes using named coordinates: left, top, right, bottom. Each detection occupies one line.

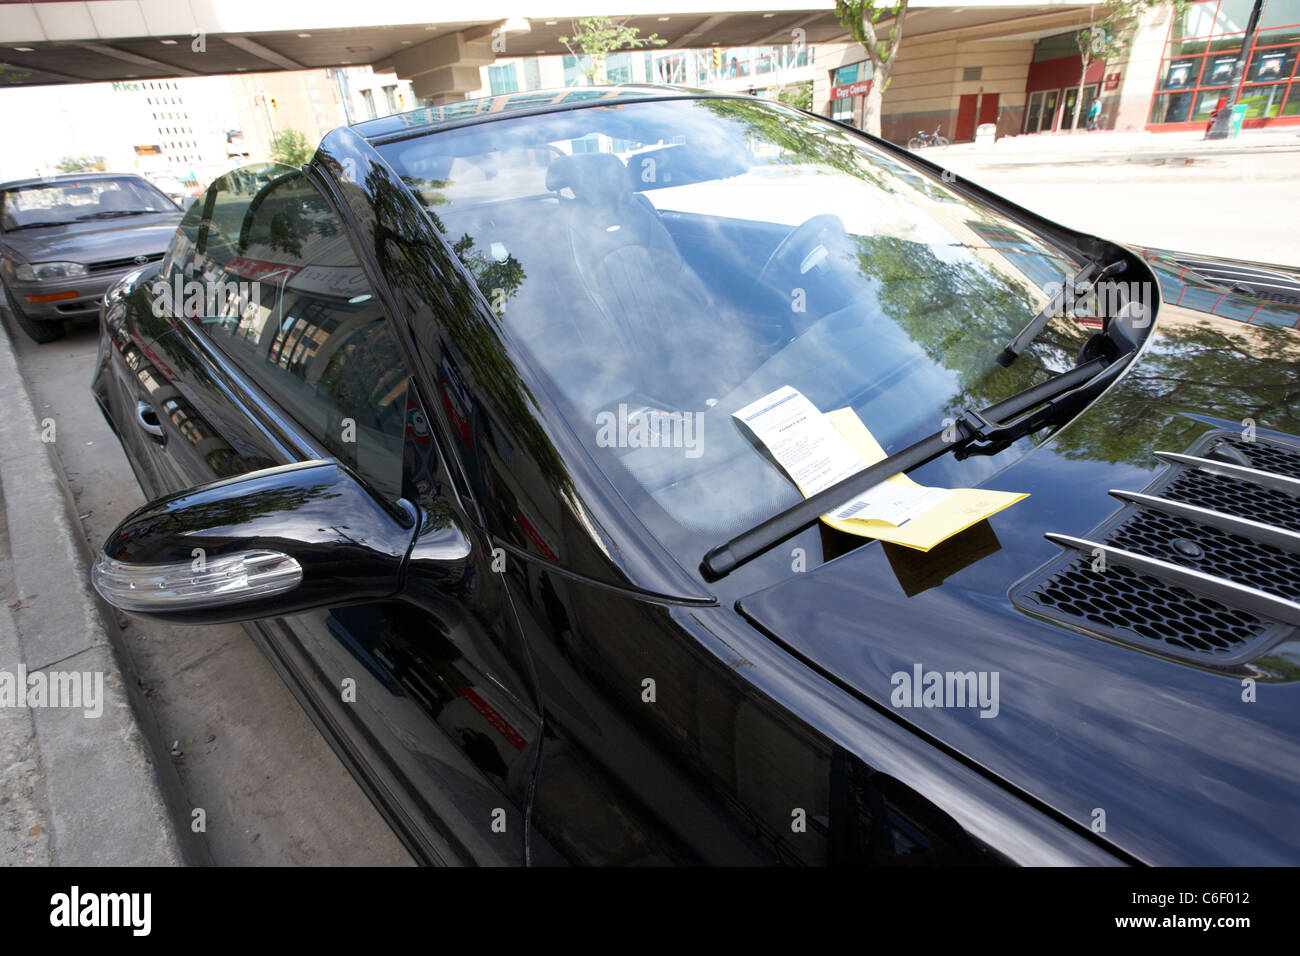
left=382, top=85, right=400, bottom=112
left=563, top=55, right=592, bottom=86
left=523, top=57, right=542, bottom=90
left=829, top=62, right=870, bottom=126
left=488, top=63, right=519, bottom=95
left=359, top=89, right=377, bottom=119
left=606, top=52, right=633, bottom=83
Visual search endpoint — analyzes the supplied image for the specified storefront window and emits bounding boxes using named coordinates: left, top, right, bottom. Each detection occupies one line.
left=1239, top=81, right=1290, bottom=114
left=1150, top=0, right=1300, bottom=125
left=1159, top=57, right=1203, bottom=88
left=1149, top=91, right=1195, bottom=123
left=1249, top=43, right=1298, bottom=81
left=1191, top=88, right=1228, bottom=119
left=1283, top=82, right=1300, bottom=113
left=1213, top=0, right=1256, bottom=34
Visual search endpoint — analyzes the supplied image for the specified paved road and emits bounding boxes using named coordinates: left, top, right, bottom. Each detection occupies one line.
left=1, top=311, right=412, bottom=867
left=939, top=136, right=1300, bottom=266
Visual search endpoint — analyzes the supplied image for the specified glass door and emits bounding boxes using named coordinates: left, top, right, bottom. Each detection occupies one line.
left=1040, top=89, right=1061, bottom=131
left=1024, top=90, right=1044, bottom=132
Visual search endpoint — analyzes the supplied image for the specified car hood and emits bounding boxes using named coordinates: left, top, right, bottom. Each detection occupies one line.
left=738, top=248, right=1300, bottom=865
left=3, top=212, right=180, bottom=264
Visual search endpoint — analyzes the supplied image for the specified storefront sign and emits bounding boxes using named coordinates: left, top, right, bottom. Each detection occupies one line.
left=831, top=79, right=872, bottom=100
left=1105, top=72, right=1121, bottom=90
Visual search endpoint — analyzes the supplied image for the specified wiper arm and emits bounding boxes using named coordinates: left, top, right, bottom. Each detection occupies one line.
left=996, top=258, right=1127, bottom=367
left=701, top=352, right=1133, bottom=580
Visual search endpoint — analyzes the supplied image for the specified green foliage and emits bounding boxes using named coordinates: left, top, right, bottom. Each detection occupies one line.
left=558, top=16, right=666, bottom=84
left=55, top=155, right=107, bottom=172
left=775, top=80, right=814, bottom=111
left=269, top=129, right=313, bottom=167
left=834, top=0, right=909, bottom=65
left=833, top=0, right=911, bottom=133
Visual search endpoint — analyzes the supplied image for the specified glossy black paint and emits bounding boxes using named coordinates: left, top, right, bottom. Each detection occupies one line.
left=92, top=87, right=1300, bottom=866
left=99, top=459, right=423, bottom=624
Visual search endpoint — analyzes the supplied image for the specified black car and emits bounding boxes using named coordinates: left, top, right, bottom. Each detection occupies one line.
left=90, top=87, right=1300, bottom=866
left=1, top=172, right=182, bottom=342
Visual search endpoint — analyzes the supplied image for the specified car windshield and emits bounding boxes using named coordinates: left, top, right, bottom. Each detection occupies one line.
left=0, top=176, right=173, bottom=230
left=377, top=97, right=1097, bottom=554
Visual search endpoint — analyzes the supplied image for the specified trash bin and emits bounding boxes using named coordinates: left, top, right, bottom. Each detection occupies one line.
left=975, top=122, right=997, bottom=147
left=1230, top=103, right=1248, bottom=138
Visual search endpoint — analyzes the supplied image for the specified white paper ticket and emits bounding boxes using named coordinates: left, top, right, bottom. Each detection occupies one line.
left=734, top=385, right=951, bottom=527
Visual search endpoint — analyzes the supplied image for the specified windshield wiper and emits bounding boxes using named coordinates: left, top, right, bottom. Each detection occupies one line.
left=700, top=351, right=1134, bottom=580
left=4, top=220, right=79, bottom=231
left=996, top=258, right=1127, bottom=367
left=75, top=210, right=155, bottom=221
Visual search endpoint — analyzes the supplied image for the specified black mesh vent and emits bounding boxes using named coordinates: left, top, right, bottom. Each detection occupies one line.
left=1219, top=436, right=1300, bottom=479
left=1163, top=470, right=1300, bottom=533
left=1021, top=559, right=1274, bottom=660
left=1011, top=431, right=1299, bottom=666
left=1107, top=509, right=1300, bottom=600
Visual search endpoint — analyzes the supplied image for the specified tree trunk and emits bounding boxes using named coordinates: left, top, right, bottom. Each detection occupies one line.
left=862, top=73, right=885, bottom=136
left=1071, top=54, right=1090, bottom=130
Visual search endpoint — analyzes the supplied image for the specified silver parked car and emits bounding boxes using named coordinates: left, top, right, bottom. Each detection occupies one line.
left=0, top=172, right=182, bottom=342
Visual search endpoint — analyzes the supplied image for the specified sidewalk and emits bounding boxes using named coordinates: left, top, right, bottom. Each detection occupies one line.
left=940, top=125, right=1300, bottom=162
left=0, top=327, right=185, bottom=866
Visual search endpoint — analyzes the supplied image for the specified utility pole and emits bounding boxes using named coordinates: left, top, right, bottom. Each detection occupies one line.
left=1206, top=0, right=1264, bottom=139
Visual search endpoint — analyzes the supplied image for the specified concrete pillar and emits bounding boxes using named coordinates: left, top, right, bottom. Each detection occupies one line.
left=373, top=31, right=495, bottom=104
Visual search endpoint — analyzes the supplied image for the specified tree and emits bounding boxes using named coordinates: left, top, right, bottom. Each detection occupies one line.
left=834, top=0, right=910, bottom=137
left=558, top=16, right=665, bottom=85
left=55, top=155, right=107, bottom=172
left=269, top=129, right=313, bottom=167
left=775, top=79, right=814, bottom=111
left=1068, top=1, right=1187, bottom=130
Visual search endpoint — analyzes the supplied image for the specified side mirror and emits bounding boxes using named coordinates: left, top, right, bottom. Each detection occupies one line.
left=92, top=460, right=422, bottom=624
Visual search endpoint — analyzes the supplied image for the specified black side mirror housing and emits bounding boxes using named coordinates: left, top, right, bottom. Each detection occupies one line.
left=92, top=460, right=432, bottom=624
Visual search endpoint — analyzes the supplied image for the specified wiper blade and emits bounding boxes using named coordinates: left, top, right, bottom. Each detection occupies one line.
left=75, top=210, right=155, bottom=221
left=701, top=352, right=1134, bottom=580
left=4, top=220, right=78, bottom=231
left=996, top=259, right=1127, bottom=367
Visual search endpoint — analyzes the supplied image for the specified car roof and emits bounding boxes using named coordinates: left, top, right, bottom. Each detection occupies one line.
left=0, top=171, right=148, bottom=190
left=352, top=84, right=744, bottom=142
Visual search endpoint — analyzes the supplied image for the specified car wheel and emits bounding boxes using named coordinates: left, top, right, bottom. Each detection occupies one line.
left=2, top=282, right=64, bottom=343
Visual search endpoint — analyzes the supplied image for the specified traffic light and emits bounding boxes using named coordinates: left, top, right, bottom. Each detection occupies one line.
left=712, top=47, right=723, bottom=71
left=269, top=96, right=279, bottom=114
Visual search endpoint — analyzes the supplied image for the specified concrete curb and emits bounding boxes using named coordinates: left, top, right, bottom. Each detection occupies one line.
left=0, top=327, right=184, bottom=866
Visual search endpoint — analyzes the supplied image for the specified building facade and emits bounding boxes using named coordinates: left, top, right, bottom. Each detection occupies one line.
left=813, top=0, right=1299, bottom=143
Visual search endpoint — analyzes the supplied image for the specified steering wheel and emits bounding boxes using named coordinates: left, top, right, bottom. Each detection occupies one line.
left=745, top=213, right=848, bottom=330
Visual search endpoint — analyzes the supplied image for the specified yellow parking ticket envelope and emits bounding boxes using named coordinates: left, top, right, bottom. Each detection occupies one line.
left=820, top=407, right=1027, bottom=551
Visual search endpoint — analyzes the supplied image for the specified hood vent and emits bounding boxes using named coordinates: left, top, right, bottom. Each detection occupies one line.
left=1012, top=433, right=1300, bottom=665
left=1172, top=256, right=1300, bottom=306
